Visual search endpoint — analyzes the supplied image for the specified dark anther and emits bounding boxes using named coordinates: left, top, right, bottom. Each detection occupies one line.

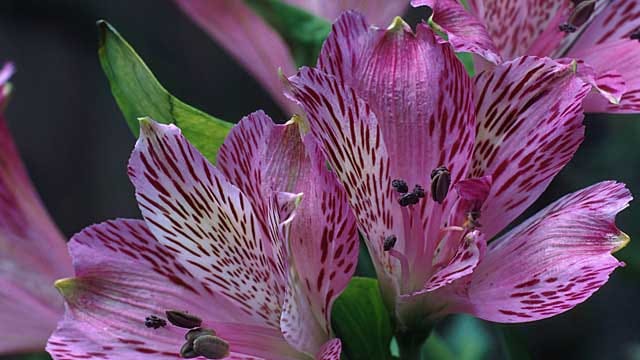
left=466, top=210, right=482, bottom=229
left=631, top=28, right=640, bottom=41
left=398, top=192, right=420, bottom=207
left=180, top=341, right=199, bottom=358
left=193, top=335, right=231, bottom=359
left=559, top=23, right=577, bottom=33
left=186, top=328, right=217, bottom=342
left=144, top=315, right=167, bottom=329
left=413, top=185, right=425, bottom=198
left=430, top=166, right=451, bottom=204
left=166, top=310, right=203, bottom=329
left=392, top=179, right=409, bottom=193
left=570, top=0, right=595, bottom=27
left=383, top=235, right=397, bottom=251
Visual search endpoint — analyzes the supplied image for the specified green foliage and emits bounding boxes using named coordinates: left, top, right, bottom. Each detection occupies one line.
left=332, top=277, right=393, bottom=360
left=456, top=52, right=475, bottom=77
left=244, top=0, right=331, bottom=67
left=97, top=20, right=232, bottom=164
left=422, top=315, right=492, bottom=360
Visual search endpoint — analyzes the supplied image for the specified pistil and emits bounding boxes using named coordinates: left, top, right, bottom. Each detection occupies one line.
left=384, top=235, right=410, bottom=293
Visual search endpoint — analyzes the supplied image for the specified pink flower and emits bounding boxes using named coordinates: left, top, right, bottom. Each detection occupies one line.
left=0, top=63, right=72, bottom=354
left=284, top=12, right=631, bottom=328
left=47, top=113, right=358, bottom=359
left=412, top=0, right=640, bottom=114
left=174, top=0, right=408, bottom=114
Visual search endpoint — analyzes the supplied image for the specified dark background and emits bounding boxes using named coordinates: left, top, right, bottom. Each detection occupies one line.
left=1, top=1, right=639, bottom=359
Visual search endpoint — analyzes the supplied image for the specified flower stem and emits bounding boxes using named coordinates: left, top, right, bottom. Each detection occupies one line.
left=396, top=328, right=431, bottom=360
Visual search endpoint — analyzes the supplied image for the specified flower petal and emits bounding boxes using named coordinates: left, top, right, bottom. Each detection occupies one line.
left=569, top=39, right=640, bottom=113
left=281, top=136, right=359, bottom=354
left=285, top=66, right=401, bottom=297
left=411, top=0, right=502, bottom=63
left=218, top=111, right=358, bottom=354
left=47, top=219, right=298, bottom=359
left=0, top=66, right=70, bottom=353
left=316, top=338, right=342, bottom=360
left=471, top=56, right=590, bottom=239
left=464, top=0, right=572, bottom=59
left=128, top=119, right=284, bottom=327
left=456, top=181, right=631, bottom=323
left=174, top=0, right=298, bottom=114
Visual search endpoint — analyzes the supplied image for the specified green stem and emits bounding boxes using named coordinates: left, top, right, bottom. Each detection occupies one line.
left=396, top=329, right=431, bottom=360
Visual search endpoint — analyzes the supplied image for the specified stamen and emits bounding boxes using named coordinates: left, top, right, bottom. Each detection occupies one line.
left=631, top=28, right=640, bottom=41
left=144, top=315, right=167, bottom=329
left=398, top=192, right=420, bottom=207
left=413, top=184, right=426, bottom=198
left=569, top=0, right=596, bottom=27
left=392, top=179, right=409, bottom=193
left=193, top=335, right=231, bottom=359
left=430, top=166, right=451, bottom=204
left=383, top=235, right=397, bottom=251
left=186, top=328, right=217, bottom=342
left=465, top=210, right=482, bottom=230
left=384, top=235, right=410, bottom=292
left=180, top=341, right=198, bottom=358
left=559, top=23, right=577, bottom=33
left=166, top=310, right=203, bottom=329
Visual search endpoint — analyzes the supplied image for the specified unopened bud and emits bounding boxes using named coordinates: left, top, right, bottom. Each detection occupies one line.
left=193, top=335, right=231, bottom=359
left=166, top=310, right=202, bottom=329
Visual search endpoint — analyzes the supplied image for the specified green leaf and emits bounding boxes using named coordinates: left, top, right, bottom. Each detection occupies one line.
left=97, top=20, right=233, bottom=164
left=331, top=277, right=393, bottom=360
left=447, top=315, right=490, bottom=360
left=421, top=333, right=456, bottom=360
left=456, top=52, right=476, bottom=77
left=243, top=0, right=331, bottom=67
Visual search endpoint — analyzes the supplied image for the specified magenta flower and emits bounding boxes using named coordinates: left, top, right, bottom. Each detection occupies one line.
left=411, top=0, right=640, bottom=114
left=47, top=113, right=358, bottom=359
left=174, top=0, right=408, bottom=114
left=284, top=12, right=631, bottom=328
left=0, top=63, right=72, bottom=354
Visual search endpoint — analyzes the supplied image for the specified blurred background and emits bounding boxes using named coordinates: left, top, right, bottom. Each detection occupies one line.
left=1, top=1, right=639, bottom=359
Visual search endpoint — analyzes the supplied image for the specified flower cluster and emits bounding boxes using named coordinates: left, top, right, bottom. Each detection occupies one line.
left=0, top=0, right=638, bottom=359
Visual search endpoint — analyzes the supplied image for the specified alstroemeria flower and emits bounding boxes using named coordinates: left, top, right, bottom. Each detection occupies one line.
left=47, top=113, right=358, bottom=359
left=0, top=63, right=72, bottom=354
left=174, top=0, right=408, bottom=114
left=412, top=0, right=640, bottom=114
left=285, top=12, right=631, bottom=329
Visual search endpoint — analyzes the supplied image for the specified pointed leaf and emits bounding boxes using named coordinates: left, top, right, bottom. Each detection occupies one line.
left=331, top=277, right=393, bottom=360
left=244, top=0, right=331, bottom=67
left=97, top=20, right=232, bottom=163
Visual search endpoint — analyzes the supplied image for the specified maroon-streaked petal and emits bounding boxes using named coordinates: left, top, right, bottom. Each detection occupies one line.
left=470, top=56, right=590, bottom=239
left=454, top=181, right=631, bottom=323
left=174, top=0, right=298, bottom=114
left=411, top=0, right=502, bottom=63
left=0, top=66, right=70, bottom=353
left=465, top=0, right=573, bottom=59
left=281, top=136, right=359, bottom=354
left=285, top=67, right=401, bottom=298
left=569, top=40, right=640, bottom=113
left=570, top=0, right=640, bottom=50
left=285, top=0, right=408, bottom=26
left=128, top=119, right=284, bottom=327
left=316, top=338, right=342, bottom=360
left=218, top=112, right=358, bottom=353
left=47, top=219, right=301, bottom=359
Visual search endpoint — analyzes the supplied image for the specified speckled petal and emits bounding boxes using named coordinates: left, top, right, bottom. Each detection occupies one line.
left=128, top=119, right=284, bottom=327
left=316, top=338, right=342, bottom=360
left=470, top=56, right=590, bottom=239
left=458, top=181, right=631, bottom=323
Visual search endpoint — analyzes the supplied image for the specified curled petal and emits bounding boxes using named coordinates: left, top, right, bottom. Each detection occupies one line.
left=456, top=181, right=631, bottom=323
left=128, top=119, right=284, bottom=327
left=471, top=56, right=590, bottom=239
left=411, top=0, right=502, bottom=63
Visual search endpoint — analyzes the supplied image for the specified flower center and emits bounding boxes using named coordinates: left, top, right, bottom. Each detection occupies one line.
left=145, top=310, right=230, bottom=359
